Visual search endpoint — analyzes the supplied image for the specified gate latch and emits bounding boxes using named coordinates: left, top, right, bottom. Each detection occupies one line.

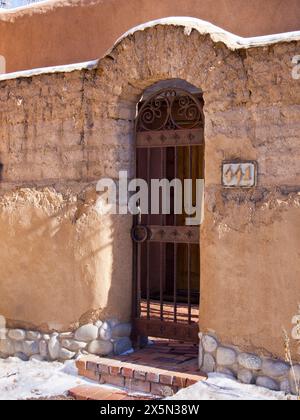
left=131, top=225, right=149, bottom=243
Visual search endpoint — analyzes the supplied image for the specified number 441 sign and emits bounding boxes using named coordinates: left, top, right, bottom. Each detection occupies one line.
left=222, top=161, right=257, bottom=188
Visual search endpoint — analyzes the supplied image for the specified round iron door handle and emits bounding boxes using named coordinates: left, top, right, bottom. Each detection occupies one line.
left=131, top=225, right=149, bottom=243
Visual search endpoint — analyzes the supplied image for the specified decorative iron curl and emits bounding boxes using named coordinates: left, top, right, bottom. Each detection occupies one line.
left=136, top=88, right=203, bottom=132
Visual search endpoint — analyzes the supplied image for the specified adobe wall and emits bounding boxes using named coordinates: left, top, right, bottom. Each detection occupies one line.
left=1, top=0, right=300, bottom=73
left=0, top=23, right=299, bottom=364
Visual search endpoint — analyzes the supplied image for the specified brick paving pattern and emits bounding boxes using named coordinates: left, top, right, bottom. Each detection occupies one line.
left=72, top=339, right=206, bottom=399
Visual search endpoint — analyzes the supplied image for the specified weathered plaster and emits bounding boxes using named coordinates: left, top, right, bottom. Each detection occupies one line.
left=0, top=23, right=299, bottom=362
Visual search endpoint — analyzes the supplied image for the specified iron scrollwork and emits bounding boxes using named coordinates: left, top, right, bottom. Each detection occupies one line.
left=136, top=88, right=204, bottom=132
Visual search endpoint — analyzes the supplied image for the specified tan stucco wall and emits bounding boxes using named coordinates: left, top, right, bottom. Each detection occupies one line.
left=1, top=0, right=300, bottom=73
left=0, top=23, right=299, bottom=360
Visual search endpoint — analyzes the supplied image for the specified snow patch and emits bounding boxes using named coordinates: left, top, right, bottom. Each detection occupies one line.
left=0, top=357, right=110, bottom=400
left=167, top=373, right=294, bottom=401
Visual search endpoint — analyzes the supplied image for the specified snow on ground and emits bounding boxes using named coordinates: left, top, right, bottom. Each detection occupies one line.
left=168, top=373, right=294, bottom=401
left=0, top=357, right=111, bottom=400
left=0, top=358, right=295, bottom=400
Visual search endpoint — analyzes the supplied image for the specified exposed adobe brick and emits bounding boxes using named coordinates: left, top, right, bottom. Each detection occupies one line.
left=100, top=373, right=125, bottom=388
left=80, top=369, right=100, bottom=382
left=159, top=374, right=173, bottom=385
left=146, top=371, right=160, bottom=383
left=173, top=374, right=187, bottom=388
left=86, top=361, right=98, bottom=371
left=186, top=377, right=199, bottom=387
left=125, top=378, right=151, bottom=394
left=134, top=369, right=147, bottom=381
left=76, top=359, right=87, bottom=371
left=110, top=365, right=122, bottom=376
left=121, top=366, right=134, bottom=378
left=97, top=364, right=110, bottom=374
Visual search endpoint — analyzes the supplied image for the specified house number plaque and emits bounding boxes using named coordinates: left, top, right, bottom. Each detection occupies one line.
left=222, top=161, right=257, bottom=188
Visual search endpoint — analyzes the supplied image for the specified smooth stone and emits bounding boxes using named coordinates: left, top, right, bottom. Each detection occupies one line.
left=75, top=324, right=98, bottom=342
left=15, top=352, right=29, bottom=362
left=99, top=322, right=112, bottom=341
left=289, top=365, right=300, bottom=395
left=48, top=335, right=61, bottom=360
left=238, top=353, right=262, bottom=371
left=13, top=340, right=24, bottom=353
left=27, top=331, right=42, bottom=341
left=8, top=329, right=26, bottom=341
left=216, top=367, right=236, bottom=379
left=202, top=353, right=216, bottom=373
left=238, top=369, right=254, bottom=384
left=256, top=376, right=280, bottom=391
left=43, top=334, right=50, bottom=341
left=59, top=348, right=76, bottom=360
left=88, top=340, right=113, bottom=356
left=202, top=335, right=218, bottom=353
left=59, top=332, right=74, bottom=339
left=39, top=340, right=48, bottom=359
left=216, top=347, right=237, bottom=366
left=22, top=341, right=39, bottom=356
left=61, top=339, right=87, bottom=352
left=113, top=337, right=132, bottom=355
left=111, top=323, right=132, bottom=339
left=95, top=320, right=103, bottom=329
left=280, top=379, right=291, bottom=394
left=262, top=359, right=290, bottom=378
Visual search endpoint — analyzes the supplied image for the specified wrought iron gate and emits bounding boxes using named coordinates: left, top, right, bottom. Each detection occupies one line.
left=132, top=88, right=204, bottom=343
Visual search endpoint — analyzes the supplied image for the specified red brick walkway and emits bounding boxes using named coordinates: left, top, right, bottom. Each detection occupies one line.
left=69, top=385, right=156, bottom=401
left=71, top=339, right=206, bottom=399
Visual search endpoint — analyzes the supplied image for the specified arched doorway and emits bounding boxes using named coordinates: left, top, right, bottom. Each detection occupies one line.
left=132, top=82, right=205, bottom=343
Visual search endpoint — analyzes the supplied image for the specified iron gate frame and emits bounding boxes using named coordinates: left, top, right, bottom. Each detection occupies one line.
left=132, top=88, right=204, bottom=344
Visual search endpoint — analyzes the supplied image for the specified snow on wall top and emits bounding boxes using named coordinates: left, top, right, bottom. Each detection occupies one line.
left=115, top=17, right=300, bottom=51
left=0, top=0, right=70, bottom=17
left=0, top=16, right=299, bottom=82
left=0, top=59, right=99, bottom=82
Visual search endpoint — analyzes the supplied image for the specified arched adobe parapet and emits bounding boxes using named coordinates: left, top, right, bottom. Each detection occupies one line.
left=90, top=16, right=300, bottom=115
left=93, top=20, right=251, bottom=116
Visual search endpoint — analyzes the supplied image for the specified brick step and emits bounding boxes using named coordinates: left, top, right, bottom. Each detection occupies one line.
left=69, top=385, right=157, bottom=401
left=76, top=356, right=207, bottom=398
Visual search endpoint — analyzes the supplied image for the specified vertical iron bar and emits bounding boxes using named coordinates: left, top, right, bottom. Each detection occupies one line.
left=137, top=244, right=142, bottom=318
left=147, top=148, right=151, bottom=320
left=188, top=145, right=192, bottom=324
left=174, top=146, right=178, bottom=323
left=160, top=147, right=164, bottom=321
left=187, top=243, right=191, bottom=324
